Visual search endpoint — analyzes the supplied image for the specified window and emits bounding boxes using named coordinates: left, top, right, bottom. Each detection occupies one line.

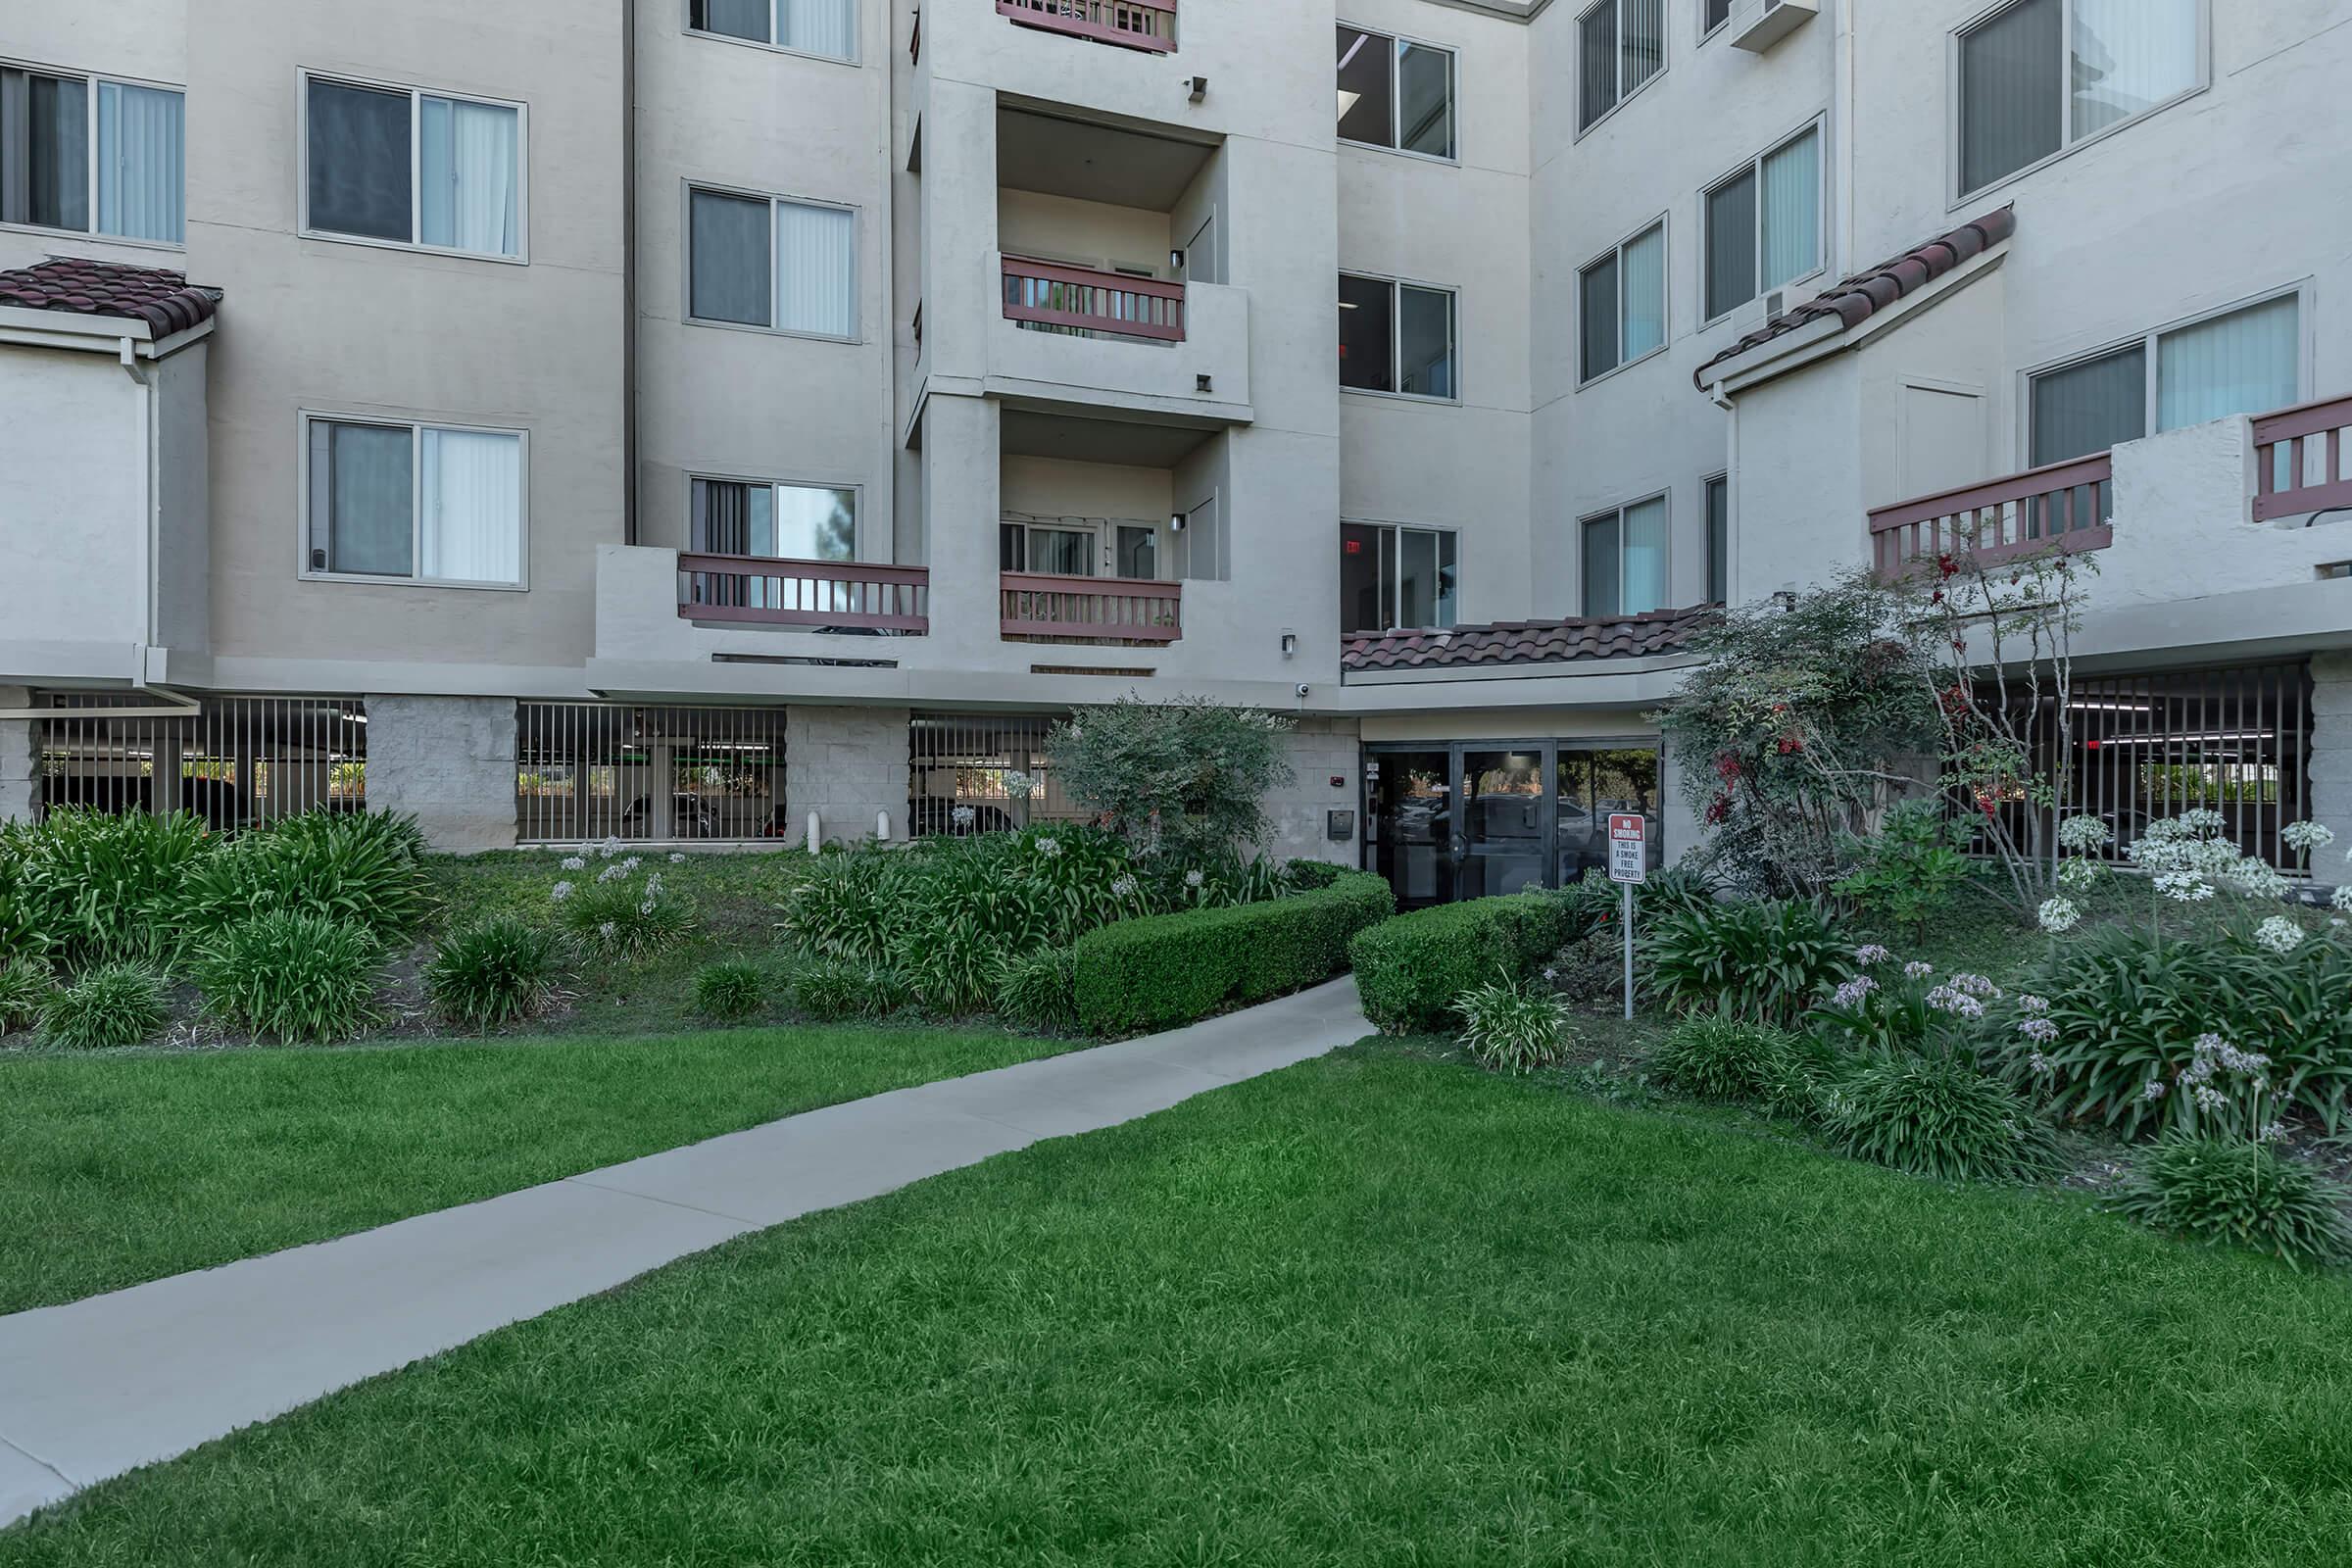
left=688, top=0, right=858, bottom=61
left=1958, top=0, right=2201, bottom=197
left=1172, top=495, right=1228, bottom=582
left=1336, top=26, right=1455, bottom=160
left=1341, top=522, right=1458, bottom=633
left=1578, top=220, right=1666, bottom=382
left=689, top=477, right=857, bottom=560
left=1702, top=0, right=1734, bottom=35
left=1581, top=494, right=1668, bottom=618
left=305, top=416, right=525, bottom=587
left=303, top=74, right=522, bottom=259
left=1, top=65, right=184, bottom=242
left=688, top=185, right=857, bottom=337
left=2029, top=292, right=2300, bottom=466
left=1704, top=473, right=1729, bottom=605
left=1339, top=273, right=1458, bottom=399
left=1578, top=0, right=1665, bottom=132
left=1703, top=123, right=1821, bottom=320
left=1000, top=520, right=1097, bottom=576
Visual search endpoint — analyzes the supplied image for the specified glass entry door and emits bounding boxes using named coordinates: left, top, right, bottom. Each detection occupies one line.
left=1457, top=749, right=1547, bottom=898
left=1365, top=750, right=1453, bottom=908
left=1365, top=740, right=1662, bottom=907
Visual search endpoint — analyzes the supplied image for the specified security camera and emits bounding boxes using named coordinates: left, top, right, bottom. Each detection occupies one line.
left=1295, top=682, right=1311, bottom=700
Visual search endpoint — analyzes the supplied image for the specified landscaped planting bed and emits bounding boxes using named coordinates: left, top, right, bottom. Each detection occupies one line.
left=11, top=1044, right=2352, bottom=1564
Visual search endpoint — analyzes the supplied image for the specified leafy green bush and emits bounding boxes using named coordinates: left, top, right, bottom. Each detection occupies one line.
left=172, top=809, right=430, bottom=945
left=39, top=962, right=168, bottom=1050
left=692, top=959, right=767, bottom=1023
left=1556, top=863, right=1717, bottom=925
left=996, top=947, right=1078, bottom=1032
left=1282, top=859, right=1346, bottom=892
left=0, top=956, right=52, bottom=1035
left=791, top=959, right=911, bottom=1022
left=1544, top=924, right=1626, bottom=1005
left=1046, top=696, right=1296, bottom=861
left=779, top=849, right=909, bottom=964
left=1350, top=893, right=1582, bottom=1036
left=7, top=808, right=215, bottom=965
left=427, top=917, right=562, bottom=1029
left=1077, top=871, right=1394, bottom=1036
left=191, top=910, right=380, bottom=1044
left=1819, top=1053, right=2061, bottom=1183
left=1834, top=801, right=1973, bottom=937
left=2006, top=926, right=2352, bottom=1138
left=559, top=859, right=694, bottom=960
left=1642, top=899, right=1857, bottom=1026
left=1649, top=1014, right=1804, bottom=1102
left=2112, top=1135, right=2352, bottom=1268
left=1453, top=979, right=1570, bottom=1074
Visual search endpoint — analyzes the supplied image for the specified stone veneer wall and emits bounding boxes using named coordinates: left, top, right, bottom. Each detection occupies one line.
left=2313, top=652, right=2352, bottom=868
left=787, top=705, right=913, bottom=846
left=0, top=686, right=32, bottom=824
left=1268, top=716, right=1361, bottom=866
left=364, top=695, right=519, bottom=854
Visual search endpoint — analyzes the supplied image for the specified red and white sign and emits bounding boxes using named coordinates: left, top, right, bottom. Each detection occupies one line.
left=1608, top=813, right=1648, bottom=884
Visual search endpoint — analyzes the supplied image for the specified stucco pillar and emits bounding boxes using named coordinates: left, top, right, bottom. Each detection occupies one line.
left=1267, top=717, right=1360, bottom=866
left=787, top=706, right=910, bottom=846
left=2310, top=653, right=2352, bottom=868
left=363, top=695, right=518, bottom=854
left=147, top=732, right=183, bottom=816
left=0, top=687, right=35, bottom=824
left=920, top=392, right=1001, bottom=663
left=648, top=742, right=676, bottom=840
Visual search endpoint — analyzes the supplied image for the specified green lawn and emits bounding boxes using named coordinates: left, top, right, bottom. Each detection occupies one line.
left=14, top=1043, right=2352, bottom=1565
left=0, top=1026, right=1066, bottom=1316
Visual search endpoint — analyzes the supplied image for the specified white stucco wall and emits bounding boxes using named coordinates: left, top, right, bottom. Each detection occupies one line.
left=0, top=346, right=153, bottom=666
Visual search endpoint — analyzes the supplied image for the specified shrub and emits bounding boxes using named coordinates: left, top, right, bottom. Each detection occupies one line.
left=1556, top=863, right=1717, bottom=925
left=997, top=947, right=1078, bottom=1032
left=559, top=860, right=694, bottom=960
left=1642, top=899, right=1856, bottom=1027
left=0, top=956, right=52, bottom=1035
left=2112, top=1134, right=2352, bottom=1268
left=1808, top=963, right=2004, bottom=1057
left=39, top=962, right=168, bottom=1050
left=792, top=959, right=911, bottom=1022
left=427, top=917, right=562, bottom=1029
left=1350, top=893, right=1581, bottom=1036
left=779, top=849, right=910, bottom=964
left=1833, top=801, right=1974, bottom=937
left=1649, top=1013, right=1803, bottom=1102
left=1283, top=859, right=1346, bottom=892
left=1819, top=1053, right=2061, bottom=1183
left=172, top=809, right=431, bottom=946
left=1046, top=696, right=1296, bottom=861
left=1077, top=871, right=1394, bottom=1036
left=8, top=808, right=215, bottom=965
left=692, top=959, right=767, bottom=1023
left=1453, top=979, right=1570, bottom=1074
left=2006, top=925, right=2352, bottom=1138
left=191, top=910, right=380, bottom=1044
left=1544, top=924, right=1626, bottom=1006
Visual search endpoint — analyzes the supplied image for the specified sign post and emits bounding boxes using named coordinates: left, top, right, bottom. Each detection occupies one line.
left=1607, top=813, right=1647, bottom=1021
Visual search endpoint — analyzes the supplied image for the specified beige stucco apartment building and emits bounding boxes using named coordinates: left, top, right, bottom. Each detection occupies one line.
left=3, top=0, right=2349, bottom=906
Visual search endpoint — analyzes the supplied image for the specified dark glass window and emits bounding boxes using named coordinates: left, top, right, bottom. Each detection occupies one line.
left=306, top=79, right=413, bottom=242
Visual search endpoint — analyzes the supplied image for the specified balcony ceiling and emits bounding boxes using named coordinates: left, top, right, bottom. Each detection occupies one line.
left=1001, top=408, right=1214, bottom=467
left=997, top=107, right=1213, bottom=212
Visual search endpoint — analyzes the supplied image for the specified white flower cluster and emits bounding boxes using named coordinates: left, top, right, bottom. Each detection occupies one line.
left=597, top=861, right=629, bottom=884
left=2139, top=1079, right=2168, bottom=1102
left=2152, top=871, right=2215, bottom=904
left=1003, top=770, right=1037, bottom=801
left=1109, top=874, right=1139, bottom=899
left=2037, top=896, right=2082, bottom=933
left=1924, top=984, right=1985, bottom=1018
left=1902, top=960, right=1934, bottom=979
left=2017, top=993, right=2049, bottom=1014
left=2282, top=820, right=2336, bottom=853
left=668, top=852, right=687, bottom=864
left=1830, top=975, right=1877, bottom=1008
left=552, top=881, right=573, bottom=902
left=561, top=856, right=587, bottom=871
left=951, top=805, right=977, bottom=829
left=1034, top=836, right=1062, bottom=859
left=1854, top=944, right=1889, bottom=965
left=2057, top=815, right=2114, bottom=853
left=2254, top=914, right=2305, bottom=956
left=2057, top=858, right=2104, bottom=889
left=2017, top=1016, right=2058, bottom=1045
left=2027, top=1050, right=2055, bottom=1075
left=597, top=836, right=625, bottom=859
left=2332, top=884, right=2352, bottom=913
left=1184, top=868, right=1205, bottom=889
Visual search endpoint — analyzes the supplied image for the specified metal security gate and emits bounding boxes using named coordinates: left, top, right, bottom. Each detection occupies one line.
left=35, top=694, right=368, bottom=831
left=515, top=703, right=788, bottom=845
left=2020, top=662, right=2312, bottom=865
left=906, top=711, right=1083, bottom=837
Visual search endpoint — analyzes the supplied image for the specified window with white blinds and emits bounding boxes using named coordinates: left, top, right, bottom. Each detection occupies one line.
left=304, top=416, right=526, bottom=588
left=1581, top=495, right=1669, bottom=618
left=2029, top=292, right=2301, bottom=466
left=690, top=0, right=858, bottom=62
left=1579, top=220, right=1666, bottom=383
left=1958, top=0, right=2202, bottom=196
left=1579, top=0, right=1666, bottom=132
left=0, top=65, right=184, bottom=242
left=1703, top=123, right=1821, bottom=320
left=688, top=185, right=858, bottom=338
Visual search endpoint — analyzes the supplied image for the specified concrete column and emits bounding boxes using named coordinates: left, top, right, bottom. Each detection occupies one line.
left=1268, top=717, right=1361, bottom=865
left=148, top=733, right=184, bottom=817
left=787, top=706, right=911, bottom=846
left=363, top=695, right=518, bottom=854
left=920, top=392, right=1002, bottom=662
left=0, top=686, right=35, bottom=824
left=2310, top=652, right=2352, bottom=864
left=648, top=742, right=676, bottom=840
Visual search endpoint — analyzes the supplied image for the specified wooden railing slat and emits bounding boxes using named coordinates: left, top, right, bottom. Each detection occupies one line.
left=677, top=554, right=930, bottom=633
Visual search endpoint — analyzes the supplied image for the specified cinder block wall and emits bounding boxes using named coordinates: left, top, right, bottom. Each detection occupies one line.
left=365, top=695, right=519, bottom=854
left=1268, top=717, right=1360, bottom=866
left=786, top=705, right=912, bottom=846
left=0, top=686, right=33, bottom=824
left=2312, top=653, right=2352, bottom=874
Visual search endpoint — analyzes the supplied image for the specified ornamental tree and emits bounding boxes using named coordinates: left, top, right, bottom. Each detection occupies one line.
left=1045, top=696, right=1296, bottom=862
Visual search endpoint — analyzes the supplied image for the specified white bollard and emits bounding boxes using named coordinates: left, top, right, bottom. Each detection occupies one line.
left=806, top=810, right=820, bottom=856
left=875, top=809, right=892, bottom=842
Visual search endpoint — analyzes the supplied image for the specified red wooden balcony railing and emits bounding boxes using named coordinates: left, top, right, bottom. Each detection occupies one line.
left=678, top=554, right=930, bottom=633
left=1000, top=572, right=1182, bottom=643
left=1002, top=256, right=1185, bottom=342
left=1868, top=453, right=2114, bottom=578
left=2253, top=393, right=2352, bottom=522
left=997, top=0, right=1175, bottom=53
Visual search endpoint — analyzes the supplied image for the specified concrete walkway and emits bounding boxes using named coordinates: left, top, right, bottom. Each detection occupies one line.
left=0, top=979, right=1368, bottom=1529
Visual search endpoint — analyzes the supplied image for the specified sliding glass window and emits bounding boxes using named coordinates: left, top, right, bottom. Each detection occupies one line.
left=689, top=185, right=858, bottom=337
left=0, top=64, right=184, bottom=242
left=1340, top=273, right=1458, bottom=400
left=304, top=74, right=523, bottom=259
left=1336, top=25, right=1456, bottom=160
left=1578, top=220, right=1666, bottom=382
left=305, top=416, right=526, bottom=588
left=1341, top=522, right=1459, bottom=633
left=1578, top=0, right=1665, bottom=132
left=1581, top=494, right=1669, bottom=618
left=1702, top=123, right=1821, bottom=320
left=689, top=0, right=858, bottom=61
left=2029, top=291, right=2300, bottom=466
left=1958, top=0, right=2201, bottom=197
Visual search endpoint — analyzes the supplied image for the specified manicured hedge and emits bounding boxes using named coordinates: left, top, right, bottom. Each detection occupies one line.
left=1349, top=892, right=1585, bottom=1036
left=1073, top=871, right=1395, bottom=1036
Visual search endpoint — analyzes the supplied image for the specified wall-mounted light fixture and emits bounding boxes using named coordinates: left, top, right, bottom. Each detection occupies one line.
left=1169, top=511, right=1188, bottom=532
left=1196, top=372, right=1212, bottom=393
left=1280, top=629, right=1298, bottom=659
left=1169, top=248, right=1185, bottom=271
left=1186, top=75, right=1207, bottom=102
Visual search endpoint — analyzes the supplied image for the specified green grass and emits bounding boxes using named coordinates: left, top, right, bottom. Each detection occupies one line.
left=14, top=1044, right=2352, bottom=1564
left=0, top=1025, right=1066, bottom=1316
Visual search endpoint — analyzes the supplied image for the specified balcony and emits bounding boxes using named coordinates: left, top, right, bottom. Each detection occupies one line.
left=1003, top=256, right=1185, bottom=342
left=1001, top=571, right=1182, bottom=643
left=997, top=0, right=1176, bottom=53
left=1869, top=454, right=2113, bottom=577
left=676, top=554, right=930, bottom=634
left=2253, top=393, right=2352, bottom=522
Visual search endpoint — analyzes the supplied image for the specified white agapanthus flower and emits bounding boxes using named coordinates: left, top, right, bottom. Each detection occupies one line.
left=2177, top=808, right=2228, bottom=835
left=1854, top=944, right=1889, bottom=965
left=2037, top=896, right=2082, bottom=933
left=2254, top=914, right=2305, bottom=956
left=2018, top=994, right=2049, bottom=1014
left=951, top=805, right=977, bottom=829
left=669, top=852, right=687, bottom=863
left=2283, top=820, right=2336, bottom=853
left=551, top=881, right=573, bottom=902
left=1034, top=836, right=1062, bottom=859
left=1109, top=874, right=1139, bottom=898
left=618, top=857, right=642, bottom=873
left=597, top=862, right=628, bottom=884
left=1902, top=960, right=1934, bottom=979
left=1830, top=975, right=1877, bottom=1008
left=599, top=836, right=625, bottom=858
left=2017, top=1016, right=2058, bottom=1045
left=1003, top=770, right=1037, bottom=800
left=2331, top=884, right=2352, bottom=912
left=1184, top=868, right=1205, bottom=889
left=2139, top=1079, right=2168, bottom=1102
left=2224, top=858, right=2291, bottom=901
left=597, top=920, right=617, bottom=942
left=2152, top=871, right=2214, bottom=904
left=2190, top=1083, right=2230, bottom=1114
left=561, top=856, right=587, bottom=872
left=1925, top=984, right=1985, bottom=1018
left=2057, top=815, right=2114, bottom=853
left=2057, top=857, right=2104, bottom=889
left=2027, top=1050, right=2055, bottom=1075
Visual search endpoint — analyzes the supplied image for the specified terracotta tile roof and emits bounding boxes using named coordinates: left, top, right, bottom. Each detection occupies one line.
left=1343, top=607, right=1709, bottom=673
left=1693, top=205, right=2014, bottom=389
left=0, top=257, right=221, bottom=337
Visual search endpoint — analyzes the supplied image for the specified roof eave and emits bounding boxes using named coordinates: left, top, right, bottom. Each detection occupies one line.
left=1703, top=242, right=2010, bottom=399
